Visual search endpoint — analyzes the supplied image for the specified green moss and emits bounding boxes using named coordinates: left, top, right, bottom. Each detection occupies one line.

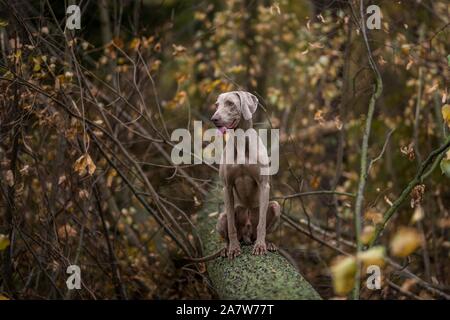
left=197, top=185, right=321, bottom=300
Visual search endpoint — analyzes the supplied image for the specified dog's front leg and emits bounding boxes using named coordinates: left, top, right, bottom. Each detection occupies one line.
left=253, top=182, right=269, bottom=255
left=224, top=186, right=241, bottom=259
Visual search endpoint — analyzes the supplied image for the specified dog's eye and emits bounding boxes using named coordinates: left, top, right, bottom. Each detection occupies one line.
left=225, top=100, right=233, bottom=107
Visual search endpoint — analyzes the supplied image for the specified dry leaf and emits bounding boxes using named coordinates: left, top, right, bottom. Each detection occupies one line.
left=73, top=154, right=96, bottom=176
left=400, top=143, right=415, bottom=161
left=5, top=170, right=14, bottom=187
left=360, top=225, right=375, bottom=245
left=364, top=208, right=383, bottom=224
left=410, top=184, right=425, bottom=208
left=330, top=256, right=356, bottom=296
left=334, top=116, right=343, bottom=130
left=85, top=154, right=96, bottom=175
left=400, top=278, right=417, bottom=292
left=390, top=227, right=422, bottom=257
left=406, top=58, right=413, bottom=70
left=269, top=2, right=281, bottom=15
left=172, top=44, right=186, bottom=56
left=58, top=175, right=67, bottom=185
left=58, top=224, right=78, bottom=239
left=411, top=205, right=424, bottom=223
left=314, top=109, right=325, bottom=124
left=19, top=165, right=30, bottom=175
left=357, top=246, right=385, bottom=269
left=426, top=83, right=438, bottom=94
left=208, top=211, right=218, bottom=217
left=79, top=189, right=89, bottom=200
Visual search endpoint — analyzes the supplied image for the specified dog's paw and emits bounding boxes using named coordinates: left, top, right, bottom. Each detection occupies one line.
left=227, top=243, right=241, bottom=259
left=252, top=241, right=267, bottom=255
left=266, top=242, right=277, bottom=252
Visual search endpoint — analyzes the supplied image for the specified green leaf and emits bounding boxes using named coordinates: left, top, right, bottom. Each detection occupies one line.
left=440, top=158, right=450, bottom=178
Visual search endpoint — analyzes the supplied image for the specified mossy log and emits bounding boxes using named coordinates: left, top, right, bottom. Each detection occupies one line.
left=196, top=184, right=322, bottom=300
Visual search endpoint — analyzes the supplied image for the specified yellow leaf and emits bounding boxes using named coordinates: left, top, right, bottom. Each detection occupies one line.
left=442, top=104, right=450, bottom=128
left=129, top=38, right=141, bottom=51
left=357, top=246, right=386, bottom=269
left=441, top=152, right=450, bottom=178
left=360, top=225, right=375, bottom=245
left=364, top=208, right=383, bottom=224
left=390, top=227, right=422, bottom=257
left=0, top=294, right=9, bottom=300
left=32, top=57, right=41, bottom=72
left=0, top=234, right=10, bottom=251
left=330, top=256, right=356, bottom=296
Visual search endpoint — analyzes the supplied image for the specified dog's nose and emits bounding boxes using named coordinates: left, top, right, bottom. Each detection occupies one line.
left=211, top=116, right=219, bottom=124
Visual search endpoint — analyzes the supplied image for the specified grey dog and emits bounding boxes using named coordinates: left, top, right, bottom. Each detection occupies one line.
left=211, top=91, right=280, bottom=259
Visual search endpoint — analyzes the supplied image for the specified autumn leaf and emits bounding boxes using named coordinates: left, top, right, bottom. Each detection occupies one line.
left=58, top=224, right=78, bottom=239
left=314, top=109, right=325, bottom=125
left=390, top=227, right=422, bottom=257
left=440, top=150, right=450, bottom=178
left=129, top=38, right=141, bottom=51
left=5, top=170, right=14, bottom=187
left=330, top=256, right=356, bottom=296
left=441, top=104, right=450, bottom=128
left=228, top=65, right=245, bottom=74
left=410, top=205, right=424, bottom=223
left=334, top=116, right=343, bottom=130
left=357, top=246, right=386, bottom=269
left=360, top=225, right=375, bottom=245
left=0, top=234, right=10, bottom=251
left=172, top=44, right=186, bottom=56
left=73, top=153, right=96, bottom=176
left=426, top=83, right=438, bottom=94
left=364, top=208, right=383, bottom=224
left=270, top=2, right=281, bottom=15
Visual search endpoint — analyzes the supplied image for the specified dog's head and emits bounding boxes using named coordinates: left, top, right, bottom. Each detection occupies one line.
left=211, top=91, right=258, bottom=134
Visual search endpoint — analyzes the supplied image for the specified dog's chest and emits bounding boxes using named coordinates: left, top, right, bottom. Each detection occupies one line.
left=226, top=165, right=259, bottom=207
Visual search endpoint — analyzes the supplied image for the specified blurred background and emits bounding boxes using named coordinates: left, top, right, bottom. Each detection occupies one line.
left=0, top=0, right=449, bottom=299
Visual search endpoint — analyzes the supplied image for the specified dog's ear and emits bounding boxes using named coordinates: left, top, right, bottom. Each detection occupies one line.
left=236, top=91, right=258, bottom=120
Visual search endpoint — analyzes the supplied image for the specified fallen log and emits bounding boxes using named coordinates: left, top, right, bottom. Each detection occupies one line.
left=196, top=183, right=322, bottom=300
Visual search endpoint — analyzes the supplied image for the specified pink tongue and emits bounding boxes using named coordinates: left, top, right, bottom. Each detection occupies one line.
left=218, top=127, right=227, bottom=134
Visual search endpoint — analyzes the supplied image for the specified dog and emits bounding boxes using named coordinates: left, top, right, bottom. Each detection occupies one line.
left=211, top=91, right=280, bottom=259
